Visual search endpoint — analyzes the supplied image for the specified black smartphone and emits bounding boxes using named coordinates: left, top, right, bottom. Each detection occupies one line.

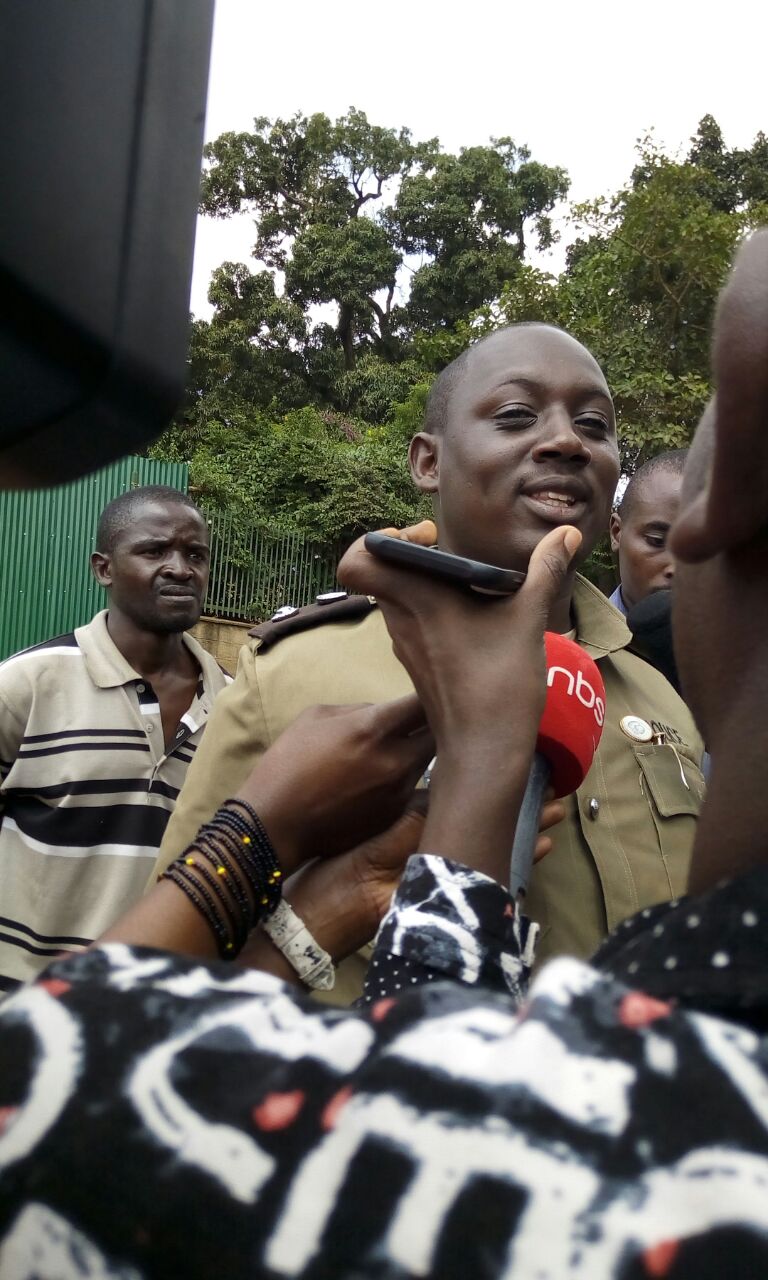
left=364, top=532, right=526, bottom=595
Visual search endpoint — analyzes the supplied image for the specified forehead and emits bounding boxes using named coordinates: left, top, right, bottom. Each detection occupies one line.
left=628, top=468, right=684, bottom=520
left=118, top=502, right=208, bottom=545
left=454, top=327, right=613, bottom=414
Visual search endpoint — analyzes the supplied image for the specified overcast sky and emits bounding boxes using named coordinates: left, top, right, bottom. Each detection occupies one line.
left=191, top=0, right=767, bottom=317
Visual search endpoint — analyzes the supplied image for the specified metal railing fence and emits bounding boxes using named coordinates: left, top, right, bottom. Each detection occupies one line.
left=202, top=508, right=342, bottom=622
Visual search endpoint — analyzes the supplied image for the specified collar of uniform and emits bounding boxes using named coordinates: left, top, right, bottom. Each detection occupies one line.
left=572, top=574, right=632, bottom=660
left=75, top=610, right=214, bottom=694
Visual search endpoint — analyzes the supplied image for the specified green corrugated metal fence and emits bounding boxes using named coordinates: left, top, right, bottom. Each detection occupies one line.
left=0, top=457, right=188, bottom=660
left=201, top=509, right=341, bottom=623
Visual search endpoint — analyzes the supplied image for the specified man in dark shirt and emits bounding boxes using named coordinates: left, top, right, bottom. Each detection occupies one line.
left=0, top=232, right=767, bottom=1278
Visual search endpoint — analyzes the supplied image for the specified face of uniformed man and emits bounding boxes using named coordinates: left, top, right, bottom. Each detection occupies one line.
left=609, top=468, right=682, bottom=611
left=409, top=325, right=621, bottom=573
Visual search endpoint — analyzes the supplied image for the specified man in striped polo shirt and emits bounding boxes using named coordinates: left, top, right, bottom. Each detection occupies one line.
left=0, top=486, right=231, bottom=995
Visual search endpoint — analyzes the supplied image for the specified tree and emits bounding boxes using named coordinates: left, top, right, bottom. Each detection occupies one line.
left=152, top=404, right=429, bottom=547
left=155, top=110, right=768, bottom=569
left=154, top=107, right=571, bottom=543
left=465, top=121, right=768, bottom=476
left=197, top=108, right=567, bottom=386
left=558, top=125, right=768, bottom=472
left=200, top=109, right=423, bottom=372
left=392, top=141, right=568, bottom=333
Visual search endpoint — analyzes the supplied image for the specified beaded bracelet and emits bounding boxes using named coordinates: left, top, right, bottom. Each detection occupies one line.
left=164, top=863, right=237, bottom=957
left=182, top=853, right=242, bottom=947
left=214, top=800, right=282, bottom=915
left=160, top=797, right=283, bottom=959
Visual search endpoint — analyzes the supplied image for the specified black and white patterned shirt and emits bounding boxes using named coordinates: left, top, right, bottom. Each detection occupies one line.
left=0, top=854, right=767, bottom=1278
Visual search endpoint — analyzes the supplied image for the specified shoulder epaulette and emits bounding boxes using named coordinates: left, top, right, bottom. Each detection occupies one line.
left=248, top=592, right=377, bottom=654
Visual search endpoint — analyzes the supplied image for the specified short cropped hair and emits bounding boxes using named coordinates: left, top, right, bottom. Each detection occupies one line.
left=619, top=450, right=688, bottom=519
left=95, top=486, right=204, bottom=554
left=423, top=323, right=563, bottom=436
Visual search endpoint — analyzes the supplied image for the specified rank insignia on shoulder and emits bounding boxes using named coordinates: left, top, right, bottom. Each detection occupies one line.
left=249, top=594, right=378, bottom=653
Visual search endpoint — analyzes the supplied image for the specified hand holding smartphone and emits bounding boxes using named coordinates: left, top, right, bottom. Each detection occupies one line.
left=364, top=531, right=526, bottom=596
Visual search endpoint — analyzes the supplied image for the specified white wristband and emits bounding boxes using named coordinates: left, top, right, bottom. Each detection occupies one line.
left=262, top=899, right=336, bottom=991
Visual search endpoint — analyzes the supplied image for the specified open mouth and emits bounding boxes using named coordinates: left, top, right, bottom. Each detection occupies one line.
left=528, top=490, right=578, bottom=509
left=522, top=489, right=587, bottom=519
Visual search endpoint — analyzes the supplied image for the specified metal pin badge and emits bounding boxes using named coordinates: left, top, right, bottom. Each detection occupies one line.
left=620, top=715, right=653, bottom=743
left=270, top=605, right=299, bottom=622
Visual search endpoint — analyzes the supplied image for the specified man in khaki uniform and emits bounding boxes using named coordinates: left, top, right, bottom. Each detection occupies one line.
left=156, top=324, right=704, bottom=999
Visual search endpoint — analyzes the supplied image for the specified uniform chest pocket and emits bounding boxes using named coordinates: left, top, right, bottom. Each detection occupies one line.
left=633, top=744, right=704, bottom=817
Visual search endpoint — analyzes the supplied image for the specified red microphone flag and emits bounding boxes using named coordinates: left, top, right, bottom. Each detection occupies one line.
left=538, top=632, right=606, bottom=797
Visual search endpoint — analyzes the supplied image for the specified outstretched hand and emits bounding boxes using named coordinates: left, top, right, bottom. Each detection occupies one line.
left=236, top=694, right=435, bottom=876
left=337, top=520, right=581, bottom=881
left=338, top=520, right=581, bottom=761
left=238, top=787, right=566, bottom=982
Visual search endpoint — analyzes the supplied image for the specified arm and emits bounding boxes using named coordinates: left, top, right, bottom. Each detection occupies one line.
left=338, top=521, right=583, bottom=883
left=362, top=854, right=539, bottom=1007
left=100, top=697, right=435, bottom=959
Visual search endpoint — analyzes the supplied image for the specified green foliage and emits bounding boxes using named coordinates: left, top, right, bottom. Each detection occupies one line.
left=200, top=109, right=421, bottom=371
left=334, top=354, right=425, bottom=424
left=194, top=108, right=568, bottom=387
left=393, top=141, right=568, bottom=332
left=447, top=121, right=768, bottom=476
left=151, top=406, right=428, bottom=546
left=160, top=111, right=768, bottom=558
left=557, top=126, right=768, bottom=471
left=387, top=382, right=434, bottom=446
left=579, top=535, right=618, bottom=593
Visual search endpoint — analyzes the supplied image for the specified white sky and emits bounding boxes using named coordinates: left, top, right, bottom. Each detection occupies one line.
left=191, top=0, right=767, bottom=318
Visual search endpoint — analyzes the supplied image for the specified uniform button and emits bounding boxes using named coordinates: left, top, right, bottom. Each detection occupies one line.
left=316, top=591, right=348, bottom=604
left=588, top=797, right=600, bottom=820
left=136, top=683, right=146, bottom=693
left=146, top=722, right=154, bottom=734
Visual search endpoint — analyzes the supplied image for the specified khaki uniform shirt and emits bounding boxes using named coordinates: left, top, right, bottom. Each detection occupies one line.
left=155, top=577, right=704, bottom=1003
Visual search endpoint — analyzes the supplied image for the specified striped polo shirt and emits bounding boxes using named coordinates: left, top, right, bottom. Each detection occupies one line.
left=0, top=611, right=231, bottom=993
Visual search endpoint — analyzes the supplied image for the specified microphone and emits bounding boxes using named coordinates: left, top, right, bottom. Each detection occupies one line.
left=509, top=632, right=606, bottom=898
left=626, top=590, right=680, bottom=694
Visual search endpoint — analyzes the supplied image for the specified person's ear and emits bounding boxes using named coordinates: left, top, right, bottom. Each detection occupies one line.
left=408, top=432, right=441, bottom=495
left=91, top=551, right=112, bottom=588
left=672, top=231, right=768, bottom=563
left=609, top=511, right=621, bottom=553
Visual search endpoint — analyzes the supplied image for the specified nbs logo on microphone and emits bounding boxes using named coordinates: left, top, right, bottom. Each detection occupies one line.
left=546, top=665, right=605, bottom=727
